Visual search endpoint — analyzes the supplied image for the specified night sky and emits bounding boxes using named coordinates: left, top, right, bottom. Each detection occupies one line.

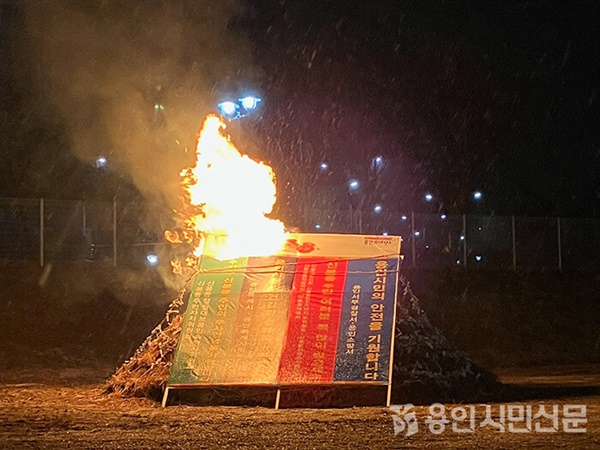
left=0, top=0, right=598, bottom=221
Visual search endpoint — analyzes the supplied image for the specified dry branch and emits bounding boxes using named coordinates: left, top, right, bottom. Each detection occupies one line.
left=105, top=287, right=187, bottom=400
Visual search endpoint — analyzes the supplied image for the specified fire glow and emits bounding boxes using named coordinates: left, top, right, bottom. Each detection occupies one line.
left=168, top=115, right=287, bottom=262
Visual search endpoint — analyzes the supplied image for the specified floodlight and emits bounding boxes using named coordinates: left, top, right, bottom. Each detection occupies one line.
left=218, top=101, right=238, bottom=118
left=239, top=96, right=262, bottom=110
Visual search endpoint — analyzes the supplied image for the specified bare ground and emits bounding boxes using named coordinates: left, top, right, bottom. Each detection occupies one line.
left=0, top=365, right=598, bottom=449
left=1, top=268, right=598, bottom=448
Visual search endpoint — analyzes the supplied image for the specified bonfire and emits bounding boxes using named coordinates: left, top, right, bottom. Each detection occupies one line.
left=105, top=115, right=499, bottom=405
left=108, top=114, right=289, bottom=398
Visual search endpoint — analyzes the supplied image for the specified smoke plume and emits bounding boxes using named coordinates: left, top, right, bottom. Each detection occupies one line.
left=21, top=0, right=263, bottom=290
left=23, top=0, right=261, bottom=211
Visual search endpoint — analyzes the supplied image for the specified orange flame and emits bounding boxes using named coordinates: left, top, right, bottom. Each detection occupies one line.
left=175, top=115, right=287, bottom=261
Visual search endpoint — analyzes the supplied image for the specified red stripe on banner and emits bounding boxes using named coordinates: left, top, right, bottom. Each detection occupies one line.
left=278, top=257, right=348, bottom=384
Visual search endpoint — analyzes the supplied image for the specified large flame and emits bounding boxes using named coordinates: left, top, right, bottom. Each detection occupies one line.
left=175, top=115, right=287, bottom=261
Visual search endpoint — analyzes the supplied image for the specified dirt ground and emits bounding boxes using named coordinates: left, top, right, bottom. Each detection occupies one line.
left=0, top=365, right=598, bottom=449
left=1, top=267, right=598, bottom=448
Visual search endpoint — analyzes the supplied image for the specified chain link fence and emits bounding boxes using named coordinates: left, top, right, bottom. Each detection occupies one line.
left=0, top=197, right=162, bottom=267
left=1, top=198, right=599, bottom=271
left=297, top=208, right=600, bottom=271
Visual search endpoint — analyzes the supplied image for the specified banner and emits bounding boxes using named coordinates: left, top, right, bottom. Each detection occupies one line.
left=169, top=233, right=401, bottom=387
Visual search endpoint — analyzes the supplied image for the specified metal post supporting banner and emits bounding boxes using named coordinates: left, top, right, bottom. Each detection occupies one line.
left=39, top=198, right=44, bottom=267
left=275, top=389, right=281, bottom=409
left=161, top=387, right=170, bottom=408
left=386, top=254, right=401, bottom=408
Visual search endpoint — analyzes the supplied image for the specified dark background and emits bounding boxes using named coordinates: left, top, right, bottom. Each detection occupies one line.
left=0, top=0, right=598, bottom=223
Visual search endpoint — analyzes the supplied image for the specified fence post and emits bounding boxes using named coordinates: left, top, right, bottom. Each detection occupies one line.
left=112, top=197, right=117, bottom=267
left=357, top=209, right=363, bottom=234
left=82, top=201, right=86, bottom=235
left=557, top=217, right=563, bottom=271
left=512, top=215, right=517, bottom=271
left=39, top=198, right=44, bottom=267
left=462, top=214, right=467, bottom=268
left=411, top=211, right=416, bottom=268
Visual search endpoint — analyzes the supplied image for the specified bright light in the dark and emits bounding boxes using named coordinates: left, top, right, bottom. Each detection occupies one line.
left=315, top=224, right=321, bottom=230
left=475, top=255, right=483, bottom=262
left=218, top=96, right=262, bottom=120
left=414, top=231, right=421, bottom=237
left=146, top=254, right=159, bottom=266
left=401, top=215, right=408, bottom=221
left=239, top=96, right=261, bottom=110
left=440, top=214, right=447, bottom=220
left=459, top=235, right=465, bottom=241
left=373, top=204, right=382, bottom=214
left=382, top=231, right=389, bottom=236
left=95, top=156, right=107, bottom=168
left=348, top=179, right=360, bottom=191
left=424, top=193, right=434, bottom=202
left=218, top=101, right=237, bottom=116
left=371, top=155, right=384, bottom=173
left=473, top=191, right=483, bottom=200
left=319, top=162, right=329, bottom=171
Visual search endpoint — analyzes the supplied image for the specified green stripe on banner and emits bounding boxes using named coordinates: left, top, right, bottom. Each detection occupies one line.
left=169, top=256, right=247, bottom=385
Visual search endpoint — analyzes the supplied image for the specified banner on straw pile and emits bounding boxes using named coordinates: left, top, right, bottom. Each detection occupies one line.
left=169, top=233, right=401, bottom=387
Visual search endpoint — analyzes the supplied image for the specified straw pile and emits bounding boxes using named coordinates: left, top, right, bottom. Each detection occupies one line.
left=392, top=276, right=499, bottom=403
left=106, top=275, right=499, bottom=403
left=104, top=288, right=187, bottom=400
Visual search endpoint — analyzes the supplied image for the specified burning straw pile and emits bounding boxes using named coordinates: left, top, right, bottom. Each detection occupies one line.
left=106, top=275, right=499, bottom=404
left=106, top=115, right=498, bottom=404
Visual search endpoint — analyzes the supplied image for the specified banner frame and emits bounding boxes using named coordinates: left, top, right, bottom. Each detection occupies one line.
left=163, top=234, right=402, bottom=408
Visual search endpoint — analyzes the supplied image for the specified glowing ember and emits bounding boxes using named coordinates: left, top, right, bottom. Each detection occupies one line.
left=170, top=115, right=287, bottom=262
